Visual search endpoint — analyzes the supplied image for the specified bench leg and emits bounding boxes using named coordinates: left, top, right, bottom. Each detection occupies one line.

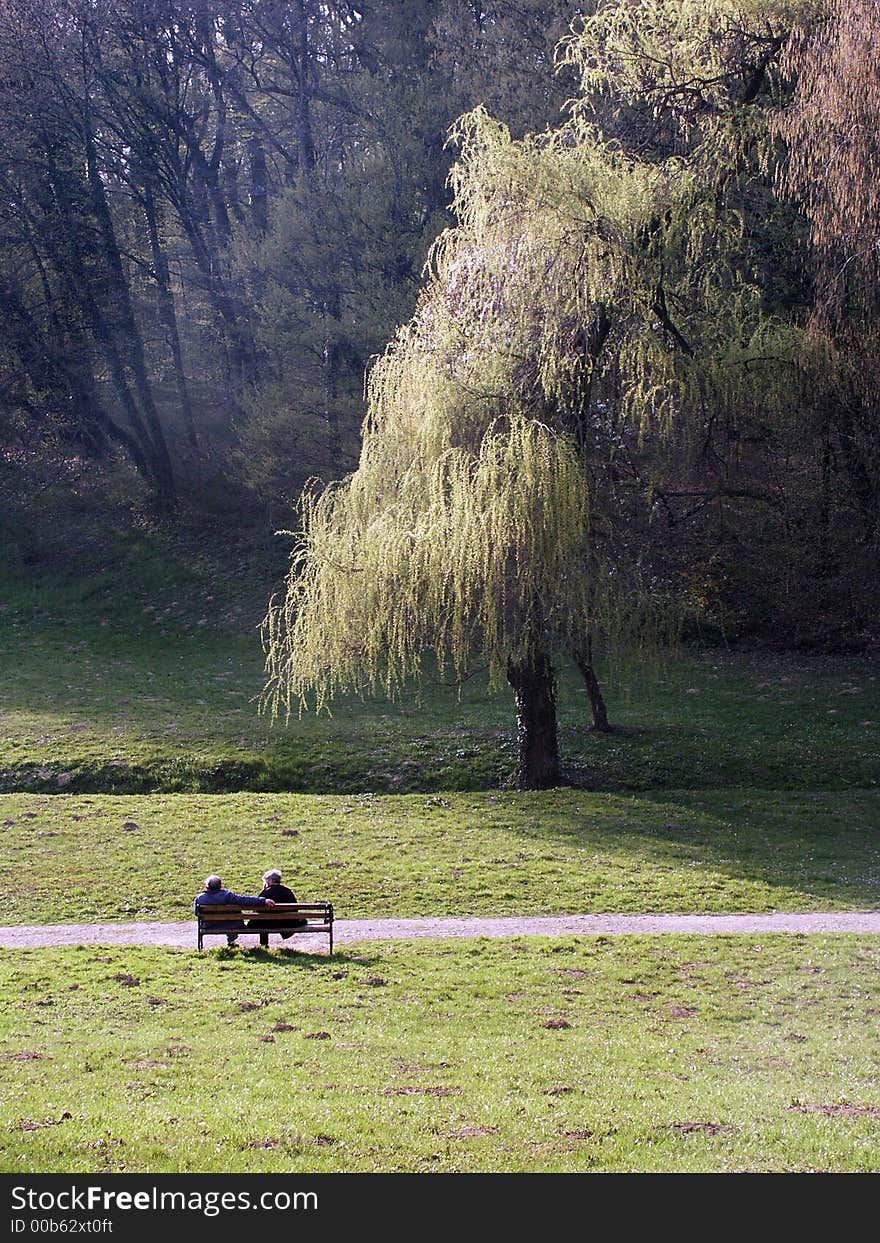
left=329, top=925, right=333, bottom=957
left=259, top=933, right=269, bottom=948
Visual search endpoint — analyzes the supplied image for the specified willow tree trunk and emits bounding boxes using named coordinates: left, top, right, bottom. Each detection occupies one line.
left=572, top=639, right=613, bottom=733
left=506, top=643, right=560, bottom=789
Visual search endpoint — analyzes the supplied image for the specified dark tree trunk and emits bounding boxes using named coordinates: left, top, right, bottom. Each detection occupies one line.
left=572, top=639, right=613, bottom=733
left=323, top=285, right=343, bottom=471
left=194, top=6, right=232, bottom=246
left=295, top=1, right=317, bottom=174
left=178, top=207, right=256, bottom=395
left=0, top=283, right=146, bottom=468
left=142, top=178, right=198, bottom=450
left=506, top=643, right=561, bottom=790
left=34, top=183, right=173, bottom=505
left=191, top=144, right=233, bottom=249
left=82, top=125, right=178, bottom=510
left=569, top=304, right=611, bottom=451
left=248, top=135, right=269, bottom=233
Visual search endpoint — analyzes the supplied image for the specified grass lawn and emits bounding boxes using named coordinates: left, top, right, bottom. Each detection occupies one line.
left=0, top=618, right=877, bottom=795
left=2, top=937, right=879, bottom=1173
left=0, top=788, right=879, bottom=924
left=2, top=537, right=878, bottom=1176
left=2, top=513, right=877, bottom=796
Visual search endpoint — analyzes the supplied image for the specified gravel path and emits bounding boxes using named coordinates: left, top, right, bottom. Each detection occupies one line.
left=1, top=911, right=880, bottom=950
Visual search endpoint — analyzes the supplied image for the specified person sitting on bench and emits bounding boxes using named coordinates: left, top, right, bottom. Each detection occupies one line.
left=249, top=867, right=307, bottom=946
left=193, top=874, right=276, bottom=946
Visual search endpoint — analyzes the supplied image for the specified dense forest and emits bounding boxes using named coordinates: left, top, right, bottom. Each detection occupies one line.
left=1, top=0, right=878, bottom=665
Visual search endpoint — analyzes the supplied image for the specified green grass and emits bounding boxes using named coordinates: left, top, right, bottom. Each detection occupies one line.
left=2, top=937, right=879, bottom=1173
left=3, top=531, right=879, bottom=1175
left=1, top=511, right=877, bottom=795
left=1, top=788, right=879, bottom=924
left=2, top=494, right=878, bottom=794
left=0, top=619, right=877, bottom=794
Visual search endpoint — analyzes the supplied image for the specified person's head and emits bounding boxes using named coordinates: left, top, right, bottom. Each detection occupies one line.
left=204, top=875, right=223, bottom=891
left=262, top=868, right=282, bottom=886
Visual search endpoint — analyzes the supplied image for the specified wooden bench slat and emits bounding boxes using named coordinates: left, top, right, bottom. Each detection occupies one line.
left=197, top=908, right=329, bottom=916
left=198, top=916, right=329, bottom=923
left=194, top=905, right=332, bottom=913
left=199, top=924, right=329, bottom=931
left=197, top=914, right=331, bottom=921
left=198, top=908, right=330, bottom=916
left=200, top=925, right=329, bottom=931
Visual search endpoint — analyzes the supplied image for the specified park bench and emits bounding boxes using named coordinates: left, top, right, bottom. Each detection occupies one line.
left=196, top=902, right=334, bottom=954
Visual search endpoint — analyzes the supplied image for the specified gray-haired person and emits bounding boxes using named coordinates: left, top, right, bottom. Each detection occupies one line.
left=193, top=875, right=276, bottom=946
left=249, top=867, right=307, bottom=946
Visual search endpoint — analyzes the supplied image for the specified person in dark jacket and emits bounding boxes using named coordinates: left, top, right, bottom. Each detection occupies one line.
left=250, top=867, right=307, bottom=946
left=193, top=875, right=276, bottom=946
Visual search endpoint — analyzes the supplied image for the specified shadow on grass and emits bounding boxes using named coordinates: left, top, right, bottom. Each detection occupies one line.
left=1, top=629, right=877, bottom=795
left=491, top=787, right=880, bottom=911
left=212, top=946, right=379, bottom=969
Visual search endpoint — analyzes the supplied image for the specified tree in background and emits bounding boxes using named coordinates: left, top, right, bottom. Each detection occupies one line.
left=232, top=0, right=586, bottom=513
left=562, top=0, right=880, bottom=651
left=775, top=0, right=880, bottom=554
left=231, top=0, right=452, bottom=506
left=1, top=0, right=876, bottom=657
left=0, top=0, right=587, bottom=518
left=0, top=0, right=179, bottom=508
left=262, top=0, right=800, bottom=787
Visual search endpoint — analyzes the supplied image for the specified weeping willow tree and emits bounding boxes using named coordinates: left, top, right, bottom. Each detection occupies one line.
left=263, top=0, right=801, bottom=789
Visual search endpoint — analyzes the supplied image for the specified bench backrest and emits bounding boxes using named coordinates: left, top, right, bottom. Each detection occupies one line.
left=196, top=903, right=332, bottom=924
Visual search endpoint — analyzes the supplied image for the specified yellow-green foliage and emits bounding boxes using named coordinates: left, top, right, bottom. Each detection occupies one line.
left=561, top=0, right=819, bottom=126
left=264, top=414, right=591, bottom=714
left=263, top=11, right=798, bottom=718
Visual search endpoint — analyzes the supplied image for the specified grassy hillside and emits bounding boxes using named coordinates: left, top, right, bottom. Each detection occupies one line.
left=3, top=511, right=877, bottom=795
left=1, top=624, right=876, bottom=794
left=1, top=788, right=879, bottom=924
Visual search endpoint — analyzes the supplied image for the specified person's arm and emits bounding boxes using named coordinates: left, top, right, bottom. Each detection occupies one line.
left=227, top=892, right=276, bottom=907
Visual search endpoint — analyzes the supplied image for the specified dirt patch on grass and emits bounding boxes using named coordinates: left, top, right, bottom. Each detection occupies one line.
left=669, top=1121, right=729, bottom=1136
left=447, top=1126, right=498, bottom=1139
left=382, top=1085, right=461, bottom=1097
left=790, top=1102, right=880, bottom=1118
